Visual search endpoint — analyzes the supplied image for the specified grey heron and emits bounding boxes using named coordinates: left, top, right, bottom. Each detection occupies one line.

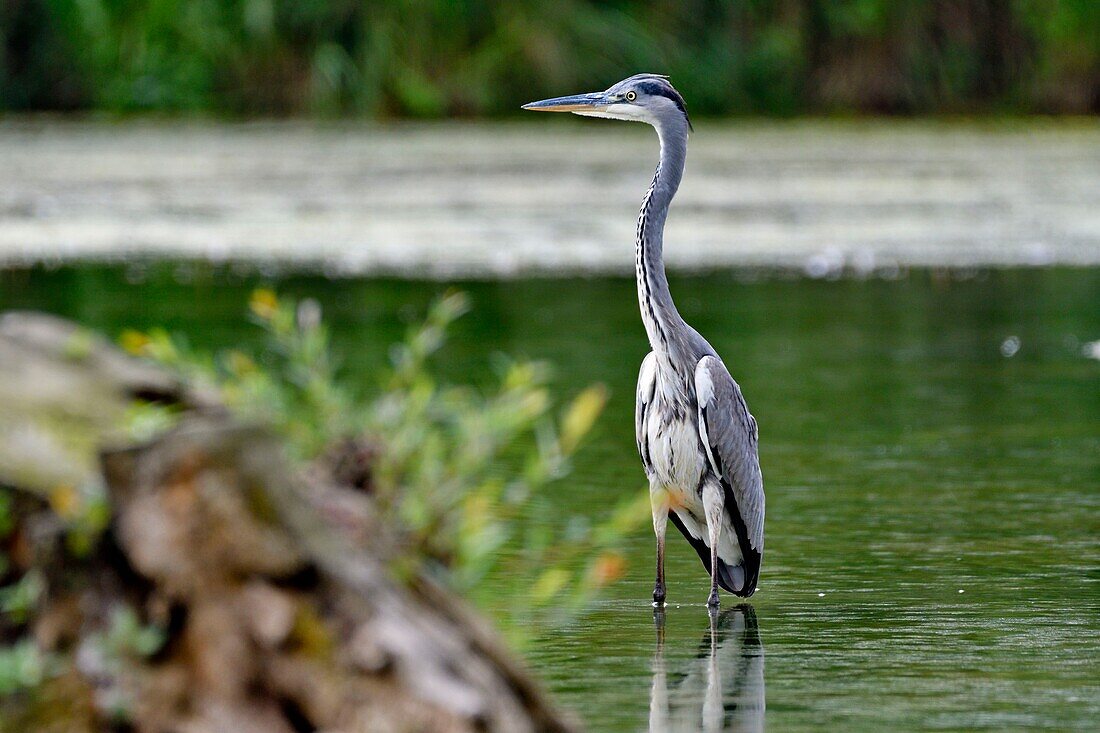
left=524, top=74, right=765, bottom=607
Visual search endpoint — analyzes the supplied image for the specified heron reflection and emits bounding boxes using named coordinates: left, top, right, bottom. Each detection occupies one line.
left=650, top=606, right=765, bottom=733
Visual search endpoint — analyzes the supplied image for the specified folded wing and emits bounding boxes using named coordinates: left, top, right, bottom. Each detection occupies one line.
left=694, top=355, right=765, bottom=595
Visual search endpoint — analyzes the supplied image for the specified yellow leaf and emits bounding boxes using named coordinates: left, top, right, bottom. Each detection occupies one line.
left=119, top=329, right=150, bottom=356
left=49, top=484, right=81, bottom=519
left=531, top=567, right=570, bottom=603
left=226, top=350, right=256, bottom=375
left=463, top=493, right=491, bottom=533
left=560, top=384, right=609, bottom=454
left=249, top=288, right=279, bottom=320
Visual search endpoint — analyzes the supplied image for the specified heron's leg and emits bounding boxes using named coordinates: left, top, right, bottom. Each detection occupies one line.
left=650, top=485, right=670, bottom=606
left=702, top=482, right=724, bottom=609
left=653, top=605, right=666, bottom=646
left=702, top=604, right=722, bottom=733
left=649, top=605, right=669, bottom=731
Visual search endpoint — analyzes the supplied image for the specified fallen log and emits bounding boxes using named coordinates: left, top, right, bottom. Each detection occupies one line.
left=0, top=311, right=578, bottom=733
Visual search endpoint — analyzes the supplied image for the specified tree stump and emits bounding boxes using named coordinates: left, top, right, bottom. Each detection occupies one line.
left=0, top=312, right=578, bottom=733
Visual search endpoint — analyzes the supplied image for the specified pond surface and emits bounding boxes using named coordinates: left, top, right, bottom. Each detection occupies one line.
left=2, top=265, right=1098, bottom=730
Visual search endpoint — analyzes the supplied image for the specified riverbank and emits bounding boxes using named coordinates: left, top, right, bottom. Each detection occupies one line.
left=2, top=119, right=1098, bottom=276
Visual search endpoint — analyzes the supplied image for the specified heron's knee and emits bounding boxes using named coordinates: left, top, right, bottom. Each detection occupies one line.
left=650, top=486, right=670, bottom=534
left=701, top=481, right=724, bottom=525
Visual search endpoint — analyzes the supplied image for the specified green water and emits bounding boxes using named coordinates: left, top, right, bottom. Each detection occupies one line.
left=2, top=265, right=1098, bottom=731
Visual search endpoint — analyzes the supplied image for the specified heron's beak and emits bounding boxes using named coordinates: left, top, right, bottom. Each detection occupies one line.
left=522, top=92, right=610, bottom=114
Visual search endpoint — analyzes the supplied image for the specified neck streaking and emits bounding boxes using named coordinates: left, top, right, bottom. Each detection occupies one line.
left=636, top=121, right=689, bottom=366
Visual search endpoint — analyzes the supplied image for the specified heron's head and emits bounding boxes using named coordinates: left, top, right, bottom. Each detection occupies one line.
left=523, top=74, right=692, bottom=132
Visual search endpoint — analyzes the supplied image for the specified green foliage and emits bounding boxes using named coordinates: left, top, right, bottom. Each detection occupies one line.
left=93, top=605, right=165, bottom=661
left=120, top=288, right=349, bottom=459
left=2, top=0, right=1098, bottom=115
left=58, top=605, right=166, bottom=722
left=0, top=492, right=13, bottom=541
left=122, top=290, right=646, bottom=638
left=0, top=571, right=45, bottom=625
left=0, top=640, right=55, bottom=696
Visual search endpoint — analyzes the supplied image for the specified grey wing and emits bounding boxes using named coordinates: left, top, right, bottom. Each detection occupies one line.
left=694, top=355, right=765, bottom=558
left=635, top=352, right=657, bottom=477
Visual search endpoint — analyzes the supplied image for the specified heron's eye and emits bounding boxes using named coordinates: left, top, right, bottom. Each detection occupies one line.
left=625, top=91, right=637, bottom=102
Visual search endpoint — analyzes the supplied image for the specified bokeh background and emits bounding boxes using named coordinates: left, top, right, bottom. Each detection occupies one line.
left=4, top=0, right=1099, bottom=116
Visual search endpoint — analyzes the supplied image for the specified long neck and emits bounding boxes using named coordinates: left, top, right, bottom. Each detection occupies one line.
left=636, top=121, right=689, bottom=364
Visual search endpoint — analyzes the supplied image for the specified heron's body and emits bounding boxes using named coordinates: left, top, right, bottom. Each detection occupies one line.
left=525, top=74, right=765, bottom=606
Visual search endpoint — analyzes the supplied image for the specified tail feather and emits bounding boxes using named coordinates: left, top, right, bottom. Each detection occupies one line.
left=716, top=556, right=759, bottom=597
left=715, top=561, right=744, bottom=596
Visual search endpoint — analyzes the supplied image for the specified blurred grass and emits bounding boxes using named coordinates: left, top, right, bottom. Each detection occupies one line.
left=1, top=1, right=1098, bottom=116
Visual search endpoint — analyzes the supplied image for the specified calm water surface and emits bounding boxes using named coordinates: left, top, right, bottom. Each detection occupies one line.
left=2, top=265, right=1098, bottom=731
